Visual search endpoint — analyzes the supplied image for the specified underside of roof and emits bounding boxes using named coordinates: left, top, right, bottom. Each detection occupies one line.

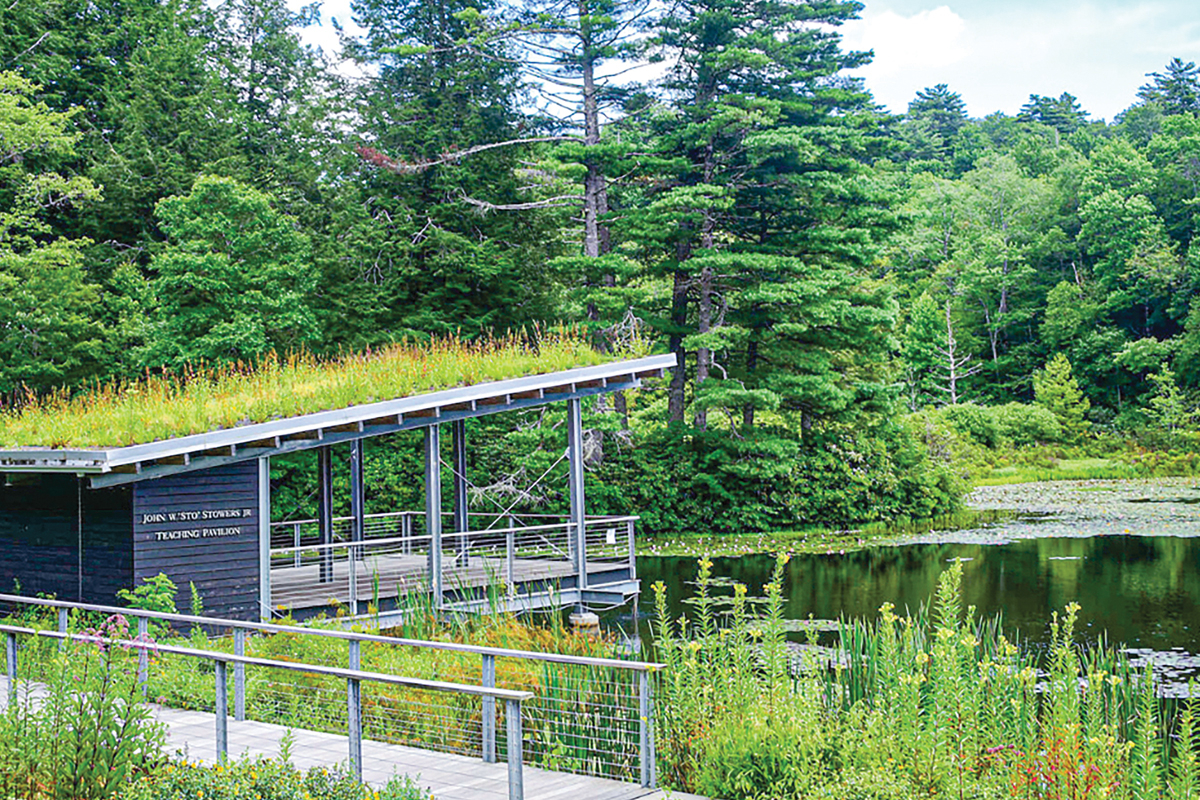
left=0, top=354, right=675, bottom=489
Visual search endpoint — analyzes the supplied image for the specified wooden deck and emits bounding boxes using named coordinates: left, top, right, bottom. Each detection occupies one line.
left=1, top=677, right=701, bottom=800
left=270, top=553, right=631, bottom=612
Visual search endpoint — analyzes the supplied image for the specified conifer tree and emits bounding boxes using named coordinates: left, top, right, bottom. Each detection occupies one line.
left=1033, top=353, right=1091, bottom=442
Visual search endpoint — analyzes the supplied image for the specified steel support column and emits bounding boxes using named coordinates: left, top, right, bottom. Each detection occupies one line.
left=350, top=440, right=365, bottom=615
left=258, top=457, right=272, bottom=618
left=318, top=446, right=334, bottom=584
left=425, top=426, right=443, bottom=609
left=566, top=398, right=587, bottom=591
left=452, top=419, right=469, bottom=567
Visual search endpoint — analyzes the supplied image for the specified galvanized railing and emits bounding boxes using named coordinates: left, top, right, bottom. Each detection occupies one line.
left=268, top=511, right=638, bottom=614
left=0, top=593, right=661, bottom=788
left=0, top=622, right=535, bottom=798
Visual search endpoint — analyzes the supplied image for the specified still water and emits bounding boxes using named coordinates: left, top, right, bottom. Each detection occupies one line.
left=607, top=481, right=1200, bottom=687
left=634, top=535, right=1200, bottom=653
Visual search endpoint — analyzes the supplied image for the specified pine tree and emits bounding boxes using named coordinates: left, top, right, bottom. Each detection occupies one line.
left=634, top=0, right=894, bottom=430
left=1033, top=353, right=1091, bottom=442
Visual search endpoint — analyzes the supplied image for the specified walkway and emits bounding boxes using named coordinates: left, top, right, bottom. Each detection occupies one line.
left=2, top=677, right=699, bottom=800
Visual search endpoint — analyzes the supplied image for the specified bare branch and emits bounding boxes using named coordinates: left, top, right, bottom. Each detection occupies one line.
left=356, top=136, right=583, bottom=175
left=461, top=193, right=583, bottom=212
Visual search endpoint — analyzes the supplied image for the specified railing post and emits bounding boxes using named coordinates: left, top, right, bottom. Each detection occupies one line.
left=57, top=607, right=68, bottom=650
left=349, top=552, right=358, bottom=617
left=293, top=522, right=302, bottom=568
left=215, top=660, right=228, bottom=763
left=5, top=632, right=16, bottom=706
left=234, top=628, right=246, bottom=721
left=627, top=519, right=637, bottom=579
left=639, top=670, right=656, bottom=788
left=505, top=528, right=515, bottom=590
left=137, top=617, right=149, bottom=696
left=348, top=639, right=362, bottom=780
left=506, top=698, right=524, bottom=800
left=402, top=513, right=412, bottom=555
left=482, top=654, right=496, bottom=763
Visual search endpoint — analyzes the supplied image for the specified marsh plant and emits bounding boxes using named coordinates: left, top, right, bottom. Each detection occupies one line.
left=0, top=614, right=165, bottom=800
left=652, top=557, right=1200, bottom=800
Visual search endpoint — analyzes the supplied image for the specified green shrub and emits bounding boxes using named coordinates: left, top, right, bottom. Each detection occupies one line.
left=991, top=401, right=1063, bottom=445
left=118, top=755, right=430, bottom=800
left=933, top=402, right=1004, bottom=448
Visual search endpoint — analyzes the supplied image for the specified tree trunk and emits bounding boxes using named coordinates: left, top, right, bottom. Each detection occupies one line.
left=693, top=142, right=717, bottom=430
left=668, top=268, right=689, bottom=423
left=694, top=264, right=713, bottom=429
left=742, top=338, right=758, bottom=429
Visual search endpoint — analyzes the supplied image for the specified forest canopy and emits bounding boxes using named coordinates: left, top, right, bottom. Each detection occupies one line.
left=2, top=0, right=1199, bottom=531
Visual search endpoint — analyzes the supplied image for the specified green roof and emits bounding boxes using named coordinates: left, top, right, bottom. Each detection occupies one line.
left=0, top=333, right=613, bottom=449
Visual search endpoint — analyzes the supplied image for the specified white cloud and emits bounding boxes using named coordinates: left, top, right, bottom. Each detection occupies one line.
left=841, top=6, right=968, bottom=71
left=842, top=1, right=1200, bottom=121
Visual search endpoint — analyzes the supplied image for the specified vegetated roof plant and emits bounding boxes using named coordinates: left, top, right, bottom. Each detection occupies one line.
left=0, top=328, right=612, bottom=449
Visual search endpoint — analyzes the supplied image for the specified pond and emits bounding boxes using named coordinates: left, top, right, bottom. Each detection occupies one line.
left=613, top=478, right=1200, bottom=690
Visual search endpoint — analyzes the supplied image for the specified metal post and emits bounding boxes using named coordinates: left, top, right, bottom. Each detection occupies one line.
left=506, top=699, right=524, bottom=800
left=234, top=628, right=246, bottom=721
left=402, top=513, right=412, bottom=555
left=318, top=446, right=335, bottom=584
left=425, top=426, right=443, bottom=609
left=452, top=419, right=469, bottom=568
left=639, top=670, right=656, bottom=788
left=57, top=607, right=68, bottom=650
left=348, top=640, right=362, bottom=779
left=627, top=519, right=637, bottom=579
left=259, top=457, right=273, bottom=620
left=566, top=397, right=587, bottom=591
left=293, top=523, right=302, bottom=569
left=137, top=617, right=149, bottom=696
left=505, top=529, right=515, bottom=590
left=350, top=440, right=365, bottom=616
left=215, top=660, right=228, bottom=763
left=482, top=654, right=496, bottom=763
left=5, top=632, right=16, bottom=706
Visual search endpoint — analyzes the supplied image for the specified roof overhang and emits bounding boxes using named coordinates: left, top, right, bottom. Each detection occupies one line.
left=0, top=354, right=676, bottom=489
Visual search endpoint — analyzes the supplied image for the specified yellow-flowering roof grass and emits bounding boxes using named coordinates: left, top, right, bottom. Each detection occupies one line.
left=0, top=330, right=610, bottom=449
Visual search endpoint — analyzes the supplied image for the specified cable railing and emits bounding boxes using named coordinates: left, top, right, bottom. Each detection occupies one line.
left=0, top=593, right=661, bottom=788
left=0, top=622, right=535, bottom=799
left=267, top=511, right=638, bottom=615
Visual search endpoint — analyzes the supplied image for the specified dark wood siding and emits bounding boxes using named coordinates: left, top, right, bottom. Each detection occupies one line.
left=0, top=474, right=133, bottom=603
left=133, top=462, right=260, bottom=620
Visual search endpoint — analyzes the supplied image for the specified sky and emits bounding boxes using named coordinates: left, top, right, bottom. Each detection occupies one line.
left=293, top=0, right=1200, bottom=122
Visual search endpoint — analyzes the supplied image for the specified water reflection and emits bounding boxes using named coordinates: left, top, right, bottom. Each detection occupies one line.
left=626, top=535, right=1200, bottom=687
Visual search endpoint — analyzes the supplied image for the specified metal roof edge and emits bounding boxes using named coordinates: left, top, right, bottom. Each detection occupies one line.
left=0, top=353, right=676, bottom=473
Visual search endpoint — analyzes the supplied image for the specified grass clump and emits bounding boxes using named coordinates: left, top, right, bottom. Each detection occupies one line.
left=0, top=328, right=611, bottom=448
left=653, top=557, right=1200, bottom=800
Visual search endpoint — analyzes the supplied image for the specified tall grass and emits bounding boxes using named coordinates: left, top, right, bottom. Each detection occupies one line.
left=652, top=556, right=1200, bottom=800
left=0, top=328, right=610, bottom=448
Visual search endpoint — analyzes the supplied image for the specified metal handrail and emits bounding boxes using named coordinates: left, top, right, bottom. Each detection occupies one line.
left=0, top=593, right=664, bottom=672
left=270, top=511, right=639, bottom=531
left=0, top=624, right=533, bottom=798
left=0, top=569, right=660, bottom=788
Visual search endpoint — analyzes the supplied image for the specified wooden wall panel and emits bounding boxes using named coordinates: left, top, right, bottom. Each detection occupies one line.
left=133, top=461, right=261, bottom=621
left=0, top=474, right=132, bottom=603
